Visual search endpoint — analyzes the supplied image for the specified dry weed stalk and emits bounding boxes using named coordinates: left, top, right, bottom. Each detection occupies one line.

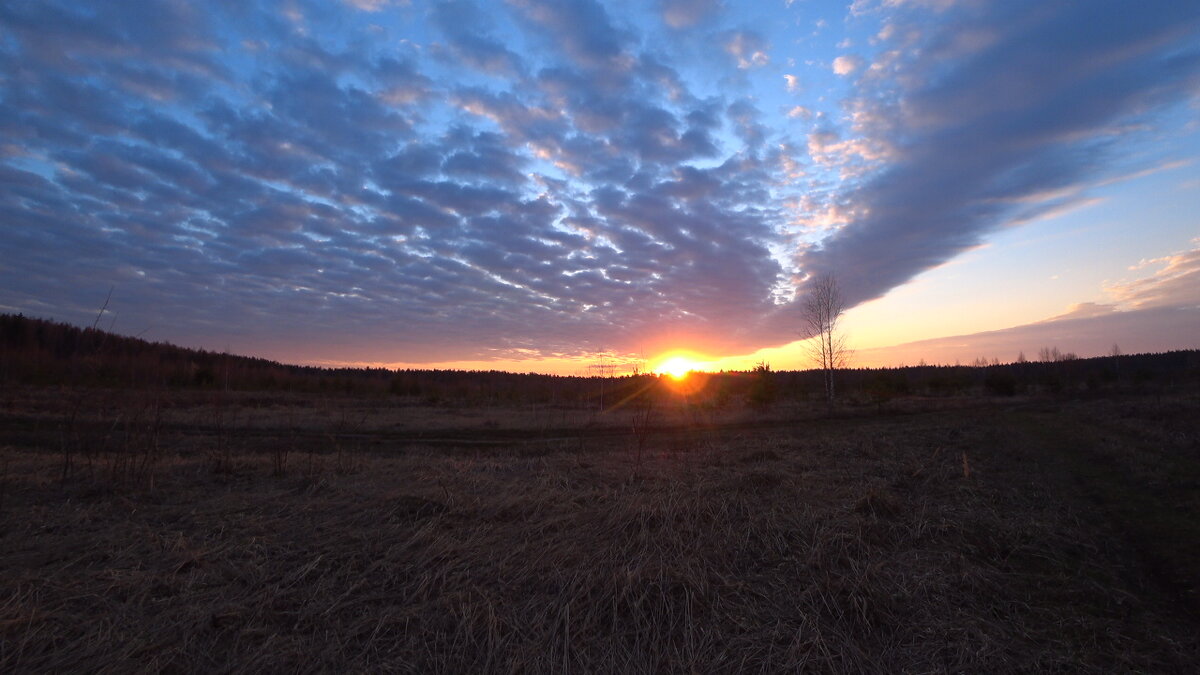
left=0, top=450, right=9, bottom=516
left=271, top=442, right=290, bottom=477
left=270, top=408, right=298, bottom=477
left=57, top=389, right=85, bottom=484
left=104, top=391, right=166, bottom=488
left=206, top=391, right=238, bottom=474
left=630, top=388, right=656, bottom=474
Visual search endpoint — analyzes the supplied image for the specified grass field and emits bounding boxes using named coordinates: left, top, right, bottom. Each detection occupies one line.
left=2, top=390, right=1198, bottom=672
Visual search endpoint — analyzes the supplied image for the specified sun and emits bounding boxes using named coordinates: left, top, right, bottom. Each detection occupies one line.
left=656, top=356, right=699, bottom=379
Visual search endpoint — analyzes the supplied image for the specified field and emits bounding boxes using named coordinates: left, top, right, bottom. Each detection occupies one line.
left=2, top=387, right=1199, bottom=672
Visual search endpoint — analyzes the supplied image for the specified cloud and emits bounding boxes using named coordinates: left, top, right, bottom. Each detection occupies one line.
left=722, top=30, right=770, bottom=69
left=343, top=0, right=404, bottom=11
left=507, top=0, right=631, bottom=76
left=787, top=105, right=813, bottom=120
left=857, top=304, right=1200, bottom=367
left=832, top=54, right=863, bottom=75
left=660, top=0, right=721, bottom=29
left=1106, top=241, right=1200, bottom=310
left=798, top=0, right=1200, bottom=312
left=1038, top=302, right=1119, bottom=322
left=431, top=1, right=525, bottom=75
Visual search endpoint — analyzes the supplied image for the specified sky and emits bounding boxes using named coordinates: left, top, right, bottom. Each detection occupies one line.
left=2, top=0, right=1198, bottom=374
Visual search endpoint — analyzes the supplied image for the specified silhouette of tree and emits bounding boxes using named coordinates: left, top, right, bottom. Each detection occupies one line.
left=747, top=360, right=778, bottom=407
left=802, top=273, right=849, bottom=403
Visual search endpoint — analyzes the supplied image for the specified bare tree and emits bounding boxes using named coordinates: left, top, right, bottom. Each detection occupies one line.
left=802, top=273, right=849, bottom=403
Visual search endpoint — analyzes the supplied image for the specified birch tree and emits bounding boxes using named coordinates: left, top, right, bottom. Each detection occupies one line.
left=803, top=273, right=848, bottom=403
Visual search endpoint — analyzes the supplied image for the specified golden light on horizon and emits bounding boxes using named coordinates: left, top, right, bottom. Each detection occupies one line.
left=655, top=355, right=703, bottom=379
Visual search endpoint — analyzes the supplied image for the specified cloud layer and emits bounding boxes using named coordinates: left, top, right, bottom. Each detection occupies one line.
left=796, top=0, right=1200, bottom=309
left=858, top=305, right=1200, bottom=368
left=0, top=0, right=794, bottom=361
left=1, top=0, right=1197, bottom=366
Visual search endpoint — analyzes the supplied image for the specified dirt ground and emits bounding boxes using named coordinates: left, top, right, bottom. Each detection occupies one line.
left=2, top=390, right=1198, bottom=672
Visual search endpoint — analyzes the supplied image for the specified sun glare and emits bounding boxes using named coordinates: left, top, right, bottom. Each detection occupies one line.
left=656, top=356, right=698, bottom=379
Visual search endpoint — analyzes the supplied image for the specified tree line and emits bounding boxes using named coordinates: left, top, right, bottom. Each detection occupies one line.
left=3, top=313, right=1198, bottom=406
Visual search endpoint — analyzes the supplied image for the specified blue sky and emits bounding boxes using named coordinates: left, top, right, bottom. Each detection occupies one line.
left=2, top=0, right=1198, bottom=373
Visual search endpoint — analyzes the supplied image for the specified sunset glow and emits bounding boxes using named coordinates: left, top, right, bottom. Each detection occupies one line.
left=656, top=356, right=700, bottom=380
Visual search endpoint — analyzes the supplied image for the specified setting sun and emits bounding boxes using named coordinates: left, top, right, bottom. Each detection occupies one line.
left=655, top=356, right=700, bottom=379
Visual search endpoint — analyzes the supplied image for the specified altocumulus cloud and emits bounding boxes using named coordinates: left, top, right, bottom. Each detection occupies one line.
left=0, top=0, right=787, bottom=362
left=1, top=0, right=1198, bottom=366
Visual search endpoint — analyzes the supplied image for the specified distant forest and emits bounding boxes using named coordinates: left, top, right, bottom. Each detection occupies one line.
left=3, top=313, right=1198, bottom=406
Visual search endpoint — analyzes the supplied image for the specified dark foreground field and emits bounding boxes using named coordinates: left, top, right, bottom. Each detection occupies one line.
left=2, top=392, right=1199, bottom=672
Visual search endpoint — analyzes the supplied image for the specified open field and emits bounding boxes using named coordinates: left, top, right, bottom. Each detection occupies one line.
left=2, top=390, right=1199, bottom=672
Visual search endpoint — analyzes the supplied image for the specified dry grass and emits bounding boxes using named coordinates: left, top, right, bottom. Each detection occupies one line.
left=1, top=395, right=1198, bottom=672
